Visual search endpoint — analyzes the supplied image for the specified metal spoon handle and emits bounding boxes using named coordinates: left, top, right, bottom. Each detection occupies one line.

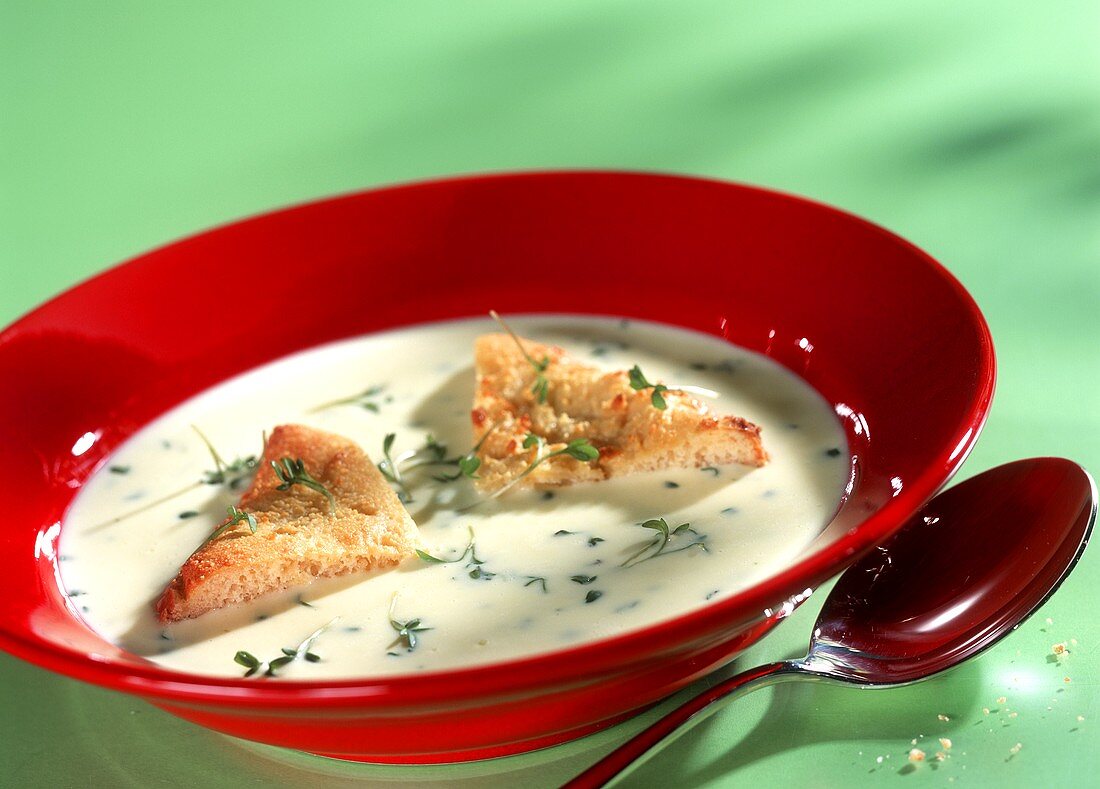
left=565, top=660, right=804, bottom=789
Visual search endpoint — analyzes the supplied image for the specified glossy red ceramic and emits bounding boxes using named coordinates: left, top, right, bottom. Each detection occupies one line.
left=0, top=171, right=995, bottom=763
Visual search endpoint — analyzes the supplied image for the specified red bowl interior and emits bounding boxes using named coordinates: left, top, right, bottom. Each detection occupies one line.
left=0, top=171, right=994, bottom=762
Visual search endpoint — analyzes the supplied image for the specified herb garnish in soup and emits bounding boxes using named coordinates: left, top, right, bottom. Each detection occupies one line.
left=59, top=316, right=847, bottom=679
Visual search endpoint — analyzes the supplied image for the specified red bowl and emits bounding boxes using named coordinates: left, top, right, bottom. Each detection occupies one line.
left=0, top=171, right=994, bottom=763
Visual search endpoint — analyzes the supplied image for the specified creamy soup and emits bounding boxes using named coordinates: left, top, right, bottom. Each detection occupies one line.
left=59, top=316, right=847, bottom=679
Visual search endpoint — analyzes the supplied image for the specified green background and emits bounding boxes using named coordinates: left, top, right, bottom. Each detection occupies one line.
left=2, top=1, right=1098, bottom=786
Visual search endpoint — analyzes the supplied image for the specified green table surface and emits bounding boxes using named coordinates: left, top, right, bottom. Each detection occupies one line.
left=2, top=2, right=1098, bottom=786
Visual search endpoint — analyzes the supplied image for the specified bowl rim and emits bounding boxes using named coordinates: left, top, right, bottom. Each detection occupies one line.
left=0, top=169, right=996, bottom=707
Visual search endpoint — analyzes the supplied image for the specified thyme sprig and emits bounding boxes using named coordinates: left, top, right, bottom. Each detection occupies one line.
left=388, top=594, right=431, bottom=652
left=309, top=384, right=386, bottom=413
left=490, top=310, right=551, bottom=404
left=234, top=617, right=339, bottom=678
left=628, top=365, right=670, bottom=410
left=621, top=518, right=708, bottom=568
left=476, top=433, right=600, bottom=504
left=271, top=457, right=336, bottom=515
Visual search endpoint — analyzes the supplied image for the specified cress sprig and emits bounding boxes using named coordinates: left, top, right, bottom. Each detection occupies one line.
left=271, top=457, right=336, bottom=515
left=621, top=518, right=708, bottom=568
left=194, top=426, right=259, bottom=486
left=195, top=505, right=257, bottom=552
left=462, top=432, right=599, bottom=507
left=416, top=525, right=496, bottom=580
left=489, top=310, right=551, bottom=404
left=417, top=528, right=553, bottom=590
left=378, top=433, right=465, bottom=502
left=92, top=427, right=261, bottom=529
left=388, top=594, right=431, bottom=652
left=234, top=617, right=339, bottom=678
left=416, top=525, right=477, bottom=565
left=432, top=426, right=497, bottom=483
left=308, top=384, right=386, bottom=413
left=628, top=365, right=671, bottom=410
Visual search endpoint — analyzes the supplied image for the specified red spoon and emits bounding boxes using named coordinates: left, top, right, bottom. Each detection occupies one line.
left=568, top=457, right=1096, bottom=788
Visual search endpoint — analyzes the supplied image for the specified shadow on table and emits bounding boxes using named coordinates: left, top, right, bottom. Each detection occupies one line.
left=618, top=653, right=983, bottom=786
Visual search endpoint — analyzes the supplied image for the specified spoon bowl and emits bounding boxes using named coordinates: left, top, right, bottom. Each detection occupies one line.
left=570, top=457, right=1096, bottom=787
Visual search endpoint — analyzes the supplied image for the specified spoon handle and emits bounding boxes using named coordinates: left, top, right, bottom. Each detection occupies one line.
left=565, top=660, right=805, bottom=789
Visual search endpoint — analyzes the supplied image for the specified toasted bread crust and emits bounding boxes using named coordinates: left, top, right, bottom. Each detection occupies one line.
left=472, top=333, right=767, bottom=492
left=156, top=424, right=417, bottom=622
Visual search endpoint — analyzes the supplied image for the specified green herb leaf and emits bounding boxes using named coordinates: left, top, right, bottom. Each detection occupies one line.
left=458, top=454, right=481, bottom=478
left=524, top=576, right=548, bottom=593
left=531, top=374, right=550, bottom=404
left=470, top=433, right=600, bottom=506
left=226, top=505, right=257, bottom=532
left=234, top=651, right=259, bottom=669
left=271, top=457, right=337, bottom=514
left=585, top=590, right=603, bottom=603
left=627, top=365, right=669, bottom=410
left=234, top=618, right=338, bottom=678
left=562, top=438, right=600, bottom=462
left=621, top=518, right=708, bottom=568
left=388, top=595, right=431, bottom=652
left=571, top=575, right=598, bottom=585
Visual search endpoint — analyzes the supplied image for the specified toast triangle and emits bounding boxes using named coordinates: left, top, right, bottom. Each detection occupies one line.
left=156, top=424, right=417, bottom=622
left=470, top=333, right=767, bottom=493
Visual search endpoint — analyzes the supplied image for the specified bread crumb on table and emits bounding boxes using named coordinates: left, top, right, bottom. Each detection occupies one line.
left=908, top=748, right=926, bottom=763
left=996, top=696, right=1007, bottom=705
left=939, top=737, right=953, bottom=750
left=1052, top=642, right=1068, bottom=656
left=1009, top=742, right=1023, bottom=756
left=937, top=713, right=950, bottom=722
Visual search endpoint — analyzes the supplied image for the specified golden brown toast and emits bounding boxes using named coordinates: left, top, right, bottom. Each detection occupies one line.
left=156, top=424, right=417, bottom=622
left=471, top=333, right=767, bottom=493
